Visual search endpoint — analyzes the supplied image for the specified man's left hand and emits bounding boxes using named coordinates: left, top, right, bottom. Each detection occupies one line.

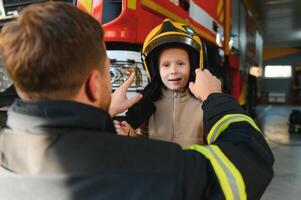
left=109, top=73, right=143, bottom=117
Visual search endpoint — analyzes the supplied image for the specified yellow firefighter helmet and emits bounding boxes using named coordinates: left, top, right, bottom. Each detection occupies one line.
left=142, top=18, right=204, bottom=80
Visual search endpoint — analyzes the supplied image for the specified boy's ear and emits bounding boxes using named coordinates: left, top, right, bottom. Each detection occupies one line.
left=85, top=69, right=101, bottom=101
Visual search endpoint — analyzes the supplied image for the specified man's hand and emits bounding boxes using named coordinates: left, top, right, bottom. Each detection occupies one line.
left=189, top=69, right=221, bottom=101
left=109, top=73, right=143, bottom=117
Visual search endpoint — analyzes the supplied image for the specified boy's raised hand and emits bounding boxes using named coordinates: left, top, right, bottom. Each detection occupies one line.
left=189, top=69, right=222, bottom=101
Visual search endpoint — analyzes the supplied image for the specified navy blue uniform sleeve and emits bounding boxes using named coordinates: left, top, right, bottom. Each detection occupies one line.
left=182, top=150, right=226, bottom=200
left=125, top=97, right=156, bottom=129
left=183, top=93, right=274, bottom=200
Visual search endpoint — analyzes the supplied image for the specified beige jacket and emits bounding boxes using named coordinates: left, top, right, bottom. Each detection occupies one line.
left=130, top=89, right=204, bottom=148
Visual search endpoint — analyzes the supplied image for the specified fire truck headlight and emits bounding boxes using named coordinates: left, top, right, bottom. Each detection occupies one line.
left=109, top=61, right=148, bottom=91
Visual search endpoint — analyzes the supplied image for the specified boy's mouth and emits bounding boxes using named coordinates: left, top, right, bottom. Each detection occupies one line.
left=168, top=78, right=182, bottom=81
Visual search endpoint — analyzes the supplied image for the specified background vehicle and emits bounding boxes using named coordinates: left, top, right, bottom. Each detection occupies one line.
left=77, top=0, right=231, bottom=95
left=77, top=0, right=265, bottom=118
left=0, top=0, right=262, bottom=117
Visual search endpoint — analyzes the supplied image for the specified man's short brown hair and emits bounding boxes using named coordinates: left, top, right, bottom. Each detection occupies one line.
left=0, top=1, right=106, bottom=99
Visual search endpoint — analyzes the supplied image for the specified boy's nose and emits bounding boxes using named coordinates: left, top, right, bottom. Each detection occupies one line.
left=170, top=65, right=178, bottom=74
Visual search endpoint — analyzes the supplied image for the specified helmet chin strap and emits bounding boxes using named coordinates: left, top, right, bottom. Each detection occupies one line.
left=199, top=43, right=204, bottom=69
left=143, top=59, right=152, bottom=81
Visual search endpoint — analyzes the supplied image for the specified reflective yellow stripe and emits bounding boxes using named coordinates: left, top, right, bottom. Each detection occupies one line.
left=141, top=0, right=216, bottom=44
left=187, top=145, right=247, bottom=200
left=207, top=114, right=261, bottom=144
left=219, top=11, right=224, bottom=23
left=128, top=0, right=136, bottom=10
left=217, top=0, right=224, bottom=18
left=78, top=0, right=92, bottom=14
left=212, top=145, right=247, bottom=200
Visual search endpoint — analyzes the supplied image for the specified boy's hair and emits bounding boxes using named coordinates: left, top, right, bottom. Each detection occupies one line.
left=0, top=1, right=106, bottom=99
left=143, top=43, right=198, bottom=101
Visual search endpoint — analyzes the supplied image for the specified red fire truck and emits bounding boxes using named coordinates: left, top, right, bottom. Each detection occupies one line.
left=76, top=0, right=238, bottom=97
left=0, top=0, right=248, bottom=108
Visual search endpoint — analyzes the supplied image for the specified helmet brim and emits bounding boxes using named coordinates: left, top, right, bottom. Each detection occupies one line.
left=143, top=35, right=202, bottom=58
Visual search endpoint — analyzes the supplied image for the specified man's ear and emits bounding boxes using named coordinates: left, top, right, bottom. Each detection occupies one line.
left=85, top=69, right=101, bottom=102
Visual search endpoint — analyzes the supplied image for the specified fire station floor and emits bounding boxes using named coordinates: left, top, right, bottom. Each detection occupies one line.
left=256, top=104, right=301, bottom=200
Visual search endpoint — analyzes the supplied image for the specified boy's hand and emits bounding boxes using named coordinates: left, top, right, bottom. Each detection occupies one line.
left=189, top=69, right=221, bottom=101
left=113, top=120, right=131, bottom=136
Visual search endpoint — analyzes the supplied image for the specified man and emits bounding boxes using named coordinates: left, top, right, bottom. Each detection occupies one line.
left=0, top=1, right=273, bottom=200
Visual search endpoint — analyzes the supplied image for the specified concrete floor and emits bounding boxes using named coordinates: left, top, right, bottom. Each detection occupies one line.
left=257, top=105, right=301, bottom=200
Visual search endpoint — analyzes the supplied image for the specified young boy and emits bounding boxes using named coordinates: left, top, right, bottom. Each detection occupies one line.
left=114, top=19, right=206, bottom=147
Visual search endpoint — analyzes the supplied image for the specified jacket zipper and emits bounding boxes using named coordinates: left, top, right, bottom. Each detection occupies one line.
left=173, top=92, right=177, bottom=138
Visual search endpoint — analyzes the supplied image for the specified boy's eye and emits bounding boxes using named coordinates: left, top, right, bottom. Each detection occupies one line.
left=178, top=62, right=185, bottom=66
left=161, top=63, right=170, bottom=67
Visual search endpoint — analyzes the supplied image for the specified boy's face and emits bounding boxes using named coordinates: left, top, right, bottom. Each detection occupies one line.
left=159, top=48, right=190, bottom=92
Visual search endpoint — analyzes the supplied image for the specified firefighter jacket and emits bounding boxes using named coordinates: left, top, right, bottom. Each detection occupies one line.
left=0, top=93, right=274, bottom=200
left=127, top=89, right=204, bottom=147
left=0, top=85, right=18, bottom=128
